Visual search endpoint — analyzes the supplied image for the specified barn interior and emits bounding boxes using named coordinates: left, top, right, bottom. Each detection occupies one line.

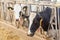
left=0, top=0, right=60, bottom=40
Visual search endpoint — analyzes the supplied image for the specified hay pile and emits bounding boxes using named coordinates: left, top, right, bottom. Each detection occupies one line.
left=0, top=21, right=53, bottom=40
left=0, top=26, right=23, bottom=40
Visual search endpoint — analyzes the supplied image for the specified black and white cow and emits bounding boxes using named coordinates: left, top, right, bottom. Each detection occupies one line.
left=27, top=7, right=52, bottom=36
left=20, top=6, right=29, bottom=27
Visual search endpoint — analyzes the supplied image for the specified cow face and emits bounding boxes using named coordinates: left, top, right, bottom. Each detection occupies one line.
left=27, top=13, right=41, bottom=36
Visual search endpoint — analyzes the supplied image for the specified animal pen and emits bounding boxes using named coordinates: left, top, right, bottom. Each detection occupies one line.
left=0, top=1, right=60, bottom=40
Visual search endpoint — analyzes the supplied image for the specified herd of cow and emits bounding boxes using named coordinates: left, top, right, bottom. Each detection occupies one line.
left=7, top=4, right=60, bottom=39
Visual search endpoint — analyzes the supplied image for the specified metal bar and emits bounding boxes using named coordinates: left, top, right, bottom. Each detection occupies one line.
left=57, top=7, right=60, bottom=40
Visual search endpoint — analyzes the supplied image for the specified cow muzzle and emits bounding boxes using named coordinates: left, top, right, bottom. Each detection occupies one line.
left=27, top=30, right=34, bottom=37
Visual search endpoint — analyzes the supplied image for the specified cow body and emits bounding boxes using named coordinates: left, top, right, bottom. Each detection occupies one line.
left=28, top=7, right=52, bottom=36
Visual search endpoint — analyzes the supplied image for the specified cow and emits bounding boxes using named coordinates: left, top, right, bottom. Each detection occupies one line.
left=27, top=7, right=52, bottom=37
left=13, top=4, right=21, bottom=28
left=20, top=6, right=29, bottom=28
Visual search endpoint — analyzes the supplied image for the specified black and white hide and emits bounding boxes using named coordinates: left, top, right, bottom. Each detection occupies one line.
left=27, top=7, right=52, bottom=36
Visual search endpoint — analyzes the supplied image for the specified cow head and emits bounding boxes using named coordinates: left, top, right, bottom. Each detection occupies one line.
left=27, top=7, right=52, bottom=37
left=27, top=13, right=41, bottom=37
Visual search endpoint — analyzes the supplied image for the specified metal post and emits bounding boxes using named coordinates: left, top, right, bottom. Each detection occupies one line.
left=55, top=7, right=58, bottom=40
left=57, top=7, right=60, bottom=40
left=1, top=2, right=4, bottom=20
left=58, top=7, right=60, bottom=40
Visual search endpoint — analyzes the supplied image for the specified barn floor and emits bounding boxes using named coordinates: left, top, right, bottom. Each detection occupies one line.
left=0, top=19, right=54, bottom=40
